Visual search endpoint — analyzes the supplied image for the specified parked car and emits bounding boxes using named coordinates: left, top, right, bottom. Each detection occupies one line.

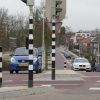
left=63, top=50, right=72, bottom=58
left=73, top=49, right=80, bottom=53
left=9, top=47, right=42, bottom=74
left=95, top=63, right=100, bottom=72
left=72, top=57, right=91, bottom=72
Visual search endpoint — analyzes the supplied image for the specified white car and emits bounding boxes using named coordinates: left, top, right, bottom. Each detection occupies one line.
left=72, top=57, right=91, bottom=72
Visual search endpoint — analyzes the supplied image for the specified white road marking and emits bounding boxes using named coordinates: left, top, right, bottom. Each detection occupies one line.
left=4, top=83, right=80, bottom=87
left=42, top=85, right=51, bottom=87
left=97, top=81, right=100, bottom=82
left=34, top=84, right=80, bottom=86
left=23, top=80, right=28, bottom=81
left=3, top=80, right=13, bottom=82
left=89, top=88, right=100, bottom=90
left=4, top=84, right=27, bottom=87
left=94, top=84, right=100, bottom=85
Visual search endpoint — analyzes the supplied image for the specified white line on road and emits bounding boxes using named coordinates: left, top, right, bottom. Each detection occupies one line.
left=89, top=88, right=100, bottom=90
left=34, top=84, right=80, bottom=86
left=42, top=85, right=52, bottom=87
left=3, top=80, right=13, bottom=82
left=97, top=81, right=100, bottom=82
left=4, top=83, right=80, bottom=87
left=94, top=84, right=100, bottom=85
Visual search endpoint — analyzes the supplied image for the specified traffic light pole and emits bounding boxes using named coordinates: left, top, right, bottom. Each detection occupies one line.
left=52, top=16, right=56, bottom=80
left=28, top=5, right=33, bottom=88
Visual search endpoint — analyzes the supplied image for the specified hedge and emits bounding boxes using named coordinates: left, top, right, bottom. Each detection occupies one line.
left=2, top=60, right=10, bottom=71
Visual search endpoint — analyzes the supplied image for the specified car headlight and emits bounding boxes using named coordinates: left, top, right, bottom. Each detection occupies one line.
left=11, top=58, right=16, bottom=63
left=73, top=64, right=78, bottom=67
left=33, top=58, right=37, bottom=62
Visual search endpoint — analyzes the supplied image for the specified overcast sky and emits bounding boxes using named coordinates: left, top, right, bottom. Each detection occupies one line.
left=0, top=0, right=100, bottom=32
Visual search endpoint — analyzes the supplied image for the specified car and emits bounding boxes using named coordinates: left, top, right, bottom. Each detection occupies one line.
left=9, top=47, right=42, bottom=74
left=73, top=49, right=80, bottom=53
left=63, top=50, right=72, bottom=58
left=95, top=63, right=100, bottom=72
left=72, top=57, right=91, bottom=72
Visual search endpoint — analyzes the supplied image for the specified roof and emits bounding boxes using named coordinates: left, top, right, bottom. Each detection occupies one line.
left=80, top=37, right=92, bottom=44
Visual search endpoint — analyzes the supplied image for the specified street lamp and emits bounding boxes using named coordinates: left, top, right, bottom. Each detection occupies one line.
left=42, top=0, right=45, bottom=70
left=97, top=33, right=100, bottom=63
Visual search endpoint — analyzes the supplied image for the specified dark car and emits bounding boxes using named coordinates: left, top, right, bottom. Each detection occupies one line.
left=9, top=47, right=42, bottom=74
left=95, top=63, right=100, bottom=72
left=63, top=50, right=72, bottom=58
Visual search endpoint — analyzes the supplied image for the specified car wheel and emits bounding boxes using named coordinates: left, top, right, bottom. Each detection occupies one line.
left=36, top=69, right=39, bottom=74
left=16, top=71, right=19, bottom=74
left=10, top=70, right=13, bottom=74
left=86, top=70, right=91, bottom=72
left=39, top=68, right=42, bottom=73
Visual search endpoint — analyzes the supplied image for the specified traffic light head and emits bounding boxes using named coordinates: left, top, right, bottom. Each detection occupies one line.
left=21, top=0, right=34, bottom=6
left=45, top=0, right=66, bottom=22
left=56, top=0, right=62, bottom=15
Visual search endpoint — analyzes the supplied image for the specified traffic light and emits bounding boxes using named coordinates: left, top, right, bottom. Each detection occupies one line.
left=56, top=0, right=62, bottom=15
left=21, top=0, right=34, bottom=6
left=45, top=0, right=66, bottom=22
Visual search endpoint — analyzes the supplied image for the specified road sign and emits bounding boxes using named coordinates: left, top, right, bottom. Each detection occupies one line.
left=45, top=0, right=67, bottom=22
left=46, top=22, right=62, bottom=33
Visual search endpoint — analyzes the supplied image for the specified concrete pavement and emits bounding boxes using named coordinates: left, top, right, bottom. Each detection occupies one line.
left=34, top=69, right=85, bottom=81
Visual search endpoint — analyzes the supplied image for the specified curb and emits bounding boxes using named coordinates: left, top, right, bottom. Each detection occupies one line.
left=0, top=86, right=55, bottom=99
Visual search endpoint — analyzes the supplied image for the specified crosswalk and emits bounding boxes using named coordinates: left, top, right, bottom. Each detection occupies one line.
left=89, top=80, right=100, bottom=90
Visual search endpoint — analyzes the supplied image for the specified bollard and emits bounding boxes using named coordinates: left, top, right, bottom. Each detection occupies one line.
left=64, top=61, right=66, bottom=69
left=0, top=47, right=2, bottom=87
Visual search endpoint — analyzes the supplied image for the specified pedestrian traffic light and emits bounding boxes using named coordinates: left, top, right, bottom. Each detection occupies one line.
left=21, top=0, right=34, bottom=6
left=56, top=0, right=62, bottom=15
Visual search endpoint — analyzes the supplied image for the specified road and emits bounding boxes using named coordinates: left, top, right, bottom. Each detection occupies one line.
left=2, top=47, right=100, bottom=99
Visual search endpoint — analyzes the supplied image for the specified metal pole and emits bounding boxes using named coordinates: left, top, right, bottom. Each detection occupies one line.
left=79, top=39, right=80, bottom=57
left=42, top=0, right=45, bottom=70
left=52, top=16, right=56, bottom=80
left=28, top=6, right=33, bottom=88
left=0, top=46, right=2, bottom=87
left=98, top=33, right=99, bottom=63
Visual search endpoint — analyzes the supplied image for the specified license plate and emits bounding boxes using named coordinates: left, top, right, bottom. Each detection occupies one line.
left=19, top=64, right=28, bottom=67
left=80, top=67, right=85, bottom=69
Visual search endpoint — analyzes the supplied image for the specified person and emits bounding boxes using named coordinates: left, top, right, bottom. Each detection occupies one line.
left=91, top=60, right=96, bottom=72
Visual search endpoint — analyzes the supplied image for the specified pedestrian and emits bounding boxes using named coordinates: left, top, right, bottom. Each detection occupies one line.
left=91, top=60, right=96, bottom=72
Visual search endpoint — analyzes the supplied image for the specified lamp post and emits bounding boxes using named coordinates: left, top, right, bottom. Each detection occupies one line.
left=97, top=33, right=100, bottom=63
left=42, top=0, right=45, bottom=70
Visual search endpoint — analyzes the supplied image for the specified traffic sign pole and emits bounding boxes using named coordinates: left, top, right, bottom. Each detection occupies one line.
left=0, top=47, right=2, bottom=87
left=28, top=5, right=33, bottom=88
left=52, top=16, right=56, bottom=80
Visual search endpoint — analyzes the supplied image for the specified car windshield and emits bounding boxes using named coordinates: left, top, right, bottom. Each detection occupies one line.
left=13, top=48, right=37, bottom=56
left=74, top=58, right=88, bottom=63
